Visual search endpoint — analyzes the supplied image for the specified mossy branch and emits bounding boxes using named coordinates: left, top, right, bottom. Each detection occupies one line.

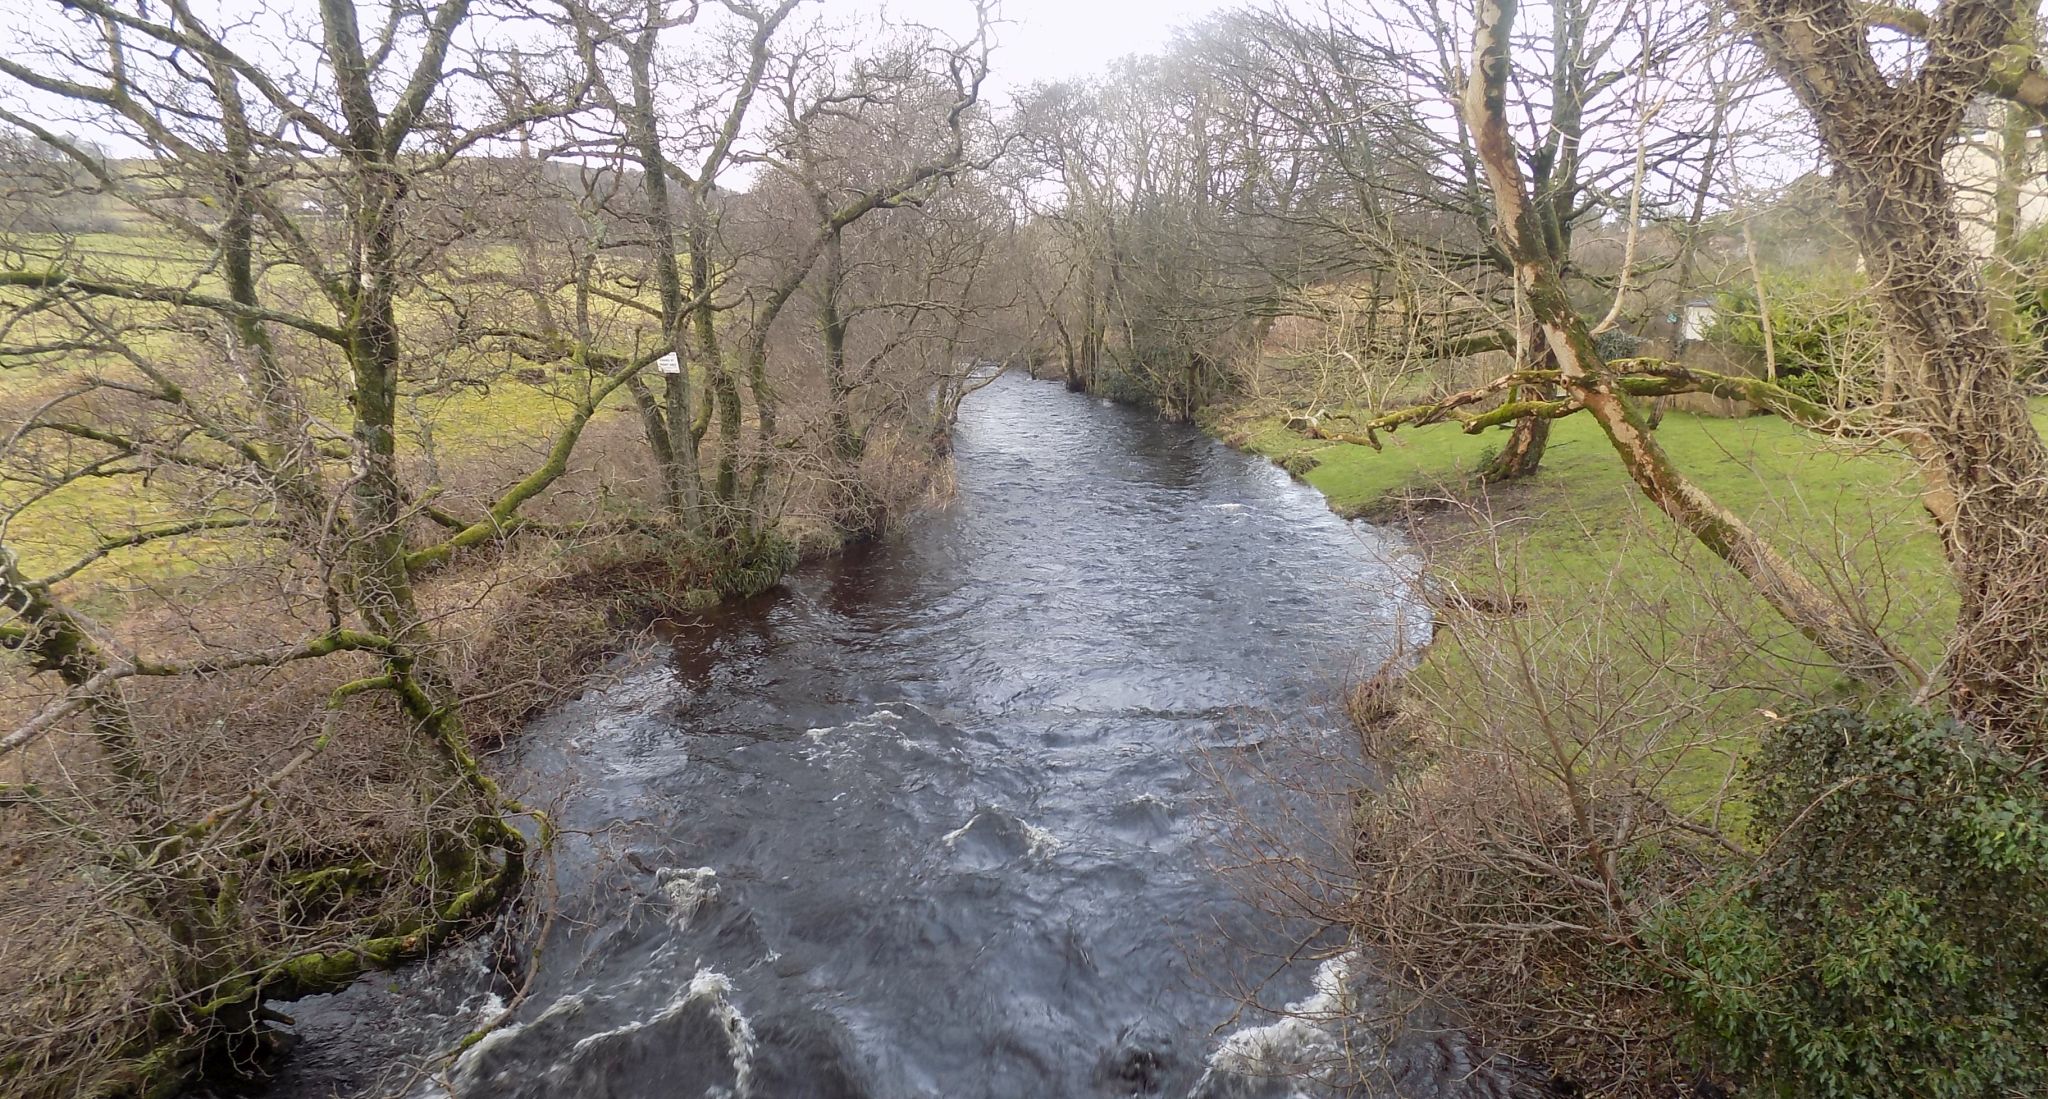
left=1289, top=358, right=1894, bottom=454
left=1604, top=359, right=1866, bottom=432
left=405, top=347, right=656, bottom=572
left=1292, top=369, right=1566, bottom=449
left=34, top=516, right=269, bottom=588
left=0, top=269, right=351, bottom=346
left=1464, top=396, right=1584, bottom=431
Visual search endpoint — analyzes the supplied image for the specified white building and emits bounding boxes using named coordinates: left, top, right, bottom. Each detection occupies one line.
left=1946, top=107, right=2048, bottom=257
left=1681, top=299, right=1717, bottom=342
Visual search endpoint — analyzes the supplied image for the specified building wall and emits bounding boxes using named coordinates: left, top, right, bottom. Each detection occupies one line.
left=1946, top=124, right=2048, bottom=257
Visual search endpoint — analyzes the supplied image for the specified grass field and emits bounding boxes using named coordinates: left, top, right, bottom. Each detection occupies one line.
left=1, top=231, right=662, bottom=595
left=1219, top=399, right=2048, bottom=811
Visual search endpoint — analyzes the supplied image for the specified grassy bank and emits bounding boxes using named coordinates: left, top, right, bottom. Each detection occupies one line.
left=1213, top=401, right=2048, bottom=803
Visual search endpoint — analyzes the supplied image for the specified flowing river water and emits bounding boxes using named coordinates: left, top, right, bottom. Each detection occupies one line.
left=256, top=373, right=1525, bottom=1099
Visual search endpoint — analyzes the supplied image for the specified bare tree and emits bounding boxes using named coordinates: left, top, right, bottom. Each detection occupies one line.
left=724, top=4, right=994, bottom=532
left=554, top=0, right=803, bottom=533
left=0, top=0, right=639, bottom=1087
left=1432, top=0, right=1914, bottom=681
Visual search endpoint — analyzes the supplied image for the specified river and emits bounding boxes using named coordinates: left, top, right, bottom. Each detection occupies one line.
left=253, top=373, right=1497, bottom=1099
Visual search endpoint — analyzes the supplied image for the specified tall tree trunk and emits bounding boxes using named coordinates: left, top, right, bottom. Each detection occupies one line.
left=685, top=209, right=722, bottom=448
left=205, top=52, right=326, bottom=531
left=322, top=0, right=429, bottom=649
left=1837, top=157, right=2048, bottom=737
left=820, top=226, right=859, bottom=468
left=320, top=0, right=517, bottom=914
left=817, top=224, right=876, bottom=536
left=1079, top=276, right=1101, bottom=392
left=1471, top=0, right=1601, bottom=483
left=624, top=11, right=704, bottom=532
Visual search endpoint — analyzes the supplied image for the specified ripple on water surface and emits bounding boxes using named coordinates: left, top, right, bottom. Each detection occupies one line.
left=256, top=374, right=1468, bottom=1099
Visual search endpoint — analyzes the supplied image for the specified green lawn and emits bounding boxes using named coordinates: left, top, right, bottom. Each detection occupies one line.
left=1224, top=400, right=2048, bottom=814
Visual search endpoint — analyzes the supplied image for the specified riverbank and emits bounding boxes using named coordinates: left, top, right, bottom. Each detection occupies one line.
left=1203, top=396, right=2048, bottom=1091
left=0, top=494, right=862, bottom=1098
left=1210, top=400, right=1987, bottom=811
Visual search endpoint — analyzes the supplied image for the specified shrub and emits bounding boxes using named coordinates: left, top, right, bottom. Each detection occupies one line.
left=710, top=531, right=798, bottom=599
left=1707, top=269, right=1884, bottom=406
left=1648, top=707, right=2048, bottom=1098
left=1997, top=222, right=2048, bottom=385
left=1280, top=449, right=1322, bottom=476
left=1593, top=327, right=1642, bottom=362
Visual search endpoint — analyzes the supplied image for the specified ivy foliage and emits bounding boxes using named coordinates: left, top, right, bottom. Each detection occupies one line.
left=1592, top=326, right=1641, bottom=362
left=1997, top=221, right=2048, bottom=384
left=1648, top=707, right=2048, bottom=1098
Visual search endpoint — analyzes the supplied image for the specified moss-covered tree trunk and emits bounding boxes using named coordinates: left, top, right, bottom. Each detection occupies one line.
left=617, top=13, right=706, bottom=533
left=206, top=53, right=327, bottom=532
left=318, top=0, right=523, bottom=1014
left=1480, top=410, right=1550, bottom=482
left=1482, top=319, right=1555, bottom=482
left=816, top=222, right=882, bottom=538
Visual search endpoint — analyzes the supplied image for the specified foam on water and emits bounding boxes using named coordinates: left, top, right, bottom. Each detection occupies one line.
left=554, top=970, right=755, bottom=1097
left=447, top=992, right=589, bottom=1089
left=683, top=968, right=757, bottom=1099
left=940, top=809, right=1063, bottom=860
left=803, top=705, right=908, bottom=744
left=657, top=866, right=719, bottom=929
left=1189, top=951, right=1376, bottom=1099
left=1020, top=820, right=1062, bottom=858
left=446, top=974, right=758, bottom=1099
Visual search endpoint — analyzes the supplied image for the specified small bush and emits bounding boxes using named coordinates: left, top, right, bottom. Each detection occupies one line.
left=1280, top=449, right=1322, bottom=476
left=1648, top=707, right=2048, bottom=1098
left=710, top=531, right=798, bottom=599
left=1708, top=269, right=1884, bottom=406
left=1593, top=327, right=1642, bottom=362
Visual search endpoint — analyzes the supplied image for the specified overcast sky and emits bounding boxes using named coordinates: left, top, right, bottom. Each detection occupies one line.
left=1, top=0, right=1246, bottom=160
left=871, top=0, right=1241, bottom=97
